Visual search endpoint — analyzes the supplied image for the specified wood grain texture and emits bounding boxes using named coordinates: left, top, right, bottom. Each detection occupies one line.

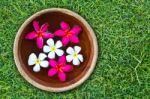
left=13, top=8, right=98, bottom=92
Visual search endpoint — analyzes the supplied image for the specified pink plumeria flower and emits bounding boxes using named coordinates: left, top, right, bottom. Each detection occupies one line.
left=48, top=55, right=73, bottom=81
left=28, top=53, right=49, bottom=72
left=66, top=46, right=83, bottom=66
left=54, top=21, right=81, bottom=46
left=25, top=21, right=54, bottom=49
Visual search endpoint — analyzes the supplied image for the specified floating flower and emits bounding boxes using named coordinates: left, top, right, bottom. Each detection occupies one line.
left=28, top=53, right=49, bottom=72
left=66, top=46, right=83, bottom=65
left=48, top=55, right=73, bottom=81
left=43, top=38, right=64, bottom=59
left=54, top=21, right=81, bottom=46
left=25, top=21, right=53, bottom=49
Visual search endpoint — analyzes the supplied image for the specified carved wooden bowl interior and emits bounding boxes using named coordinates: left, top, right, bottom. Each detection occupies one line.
left=14, top=8, right=98, bottom=92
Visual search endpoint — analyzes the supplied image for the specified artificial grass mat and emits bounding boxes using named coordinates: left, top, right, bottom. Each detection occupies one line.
left=0, top=0, right=150, bottom=98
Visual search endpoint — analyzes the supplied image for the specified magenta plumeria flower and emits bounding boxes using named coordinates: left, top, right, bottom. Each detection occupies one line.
left=25, top=21, right=54, bottom=49
left=54, top=21, right=81, bottom=46
left=48, top=55, right=73, bottom=81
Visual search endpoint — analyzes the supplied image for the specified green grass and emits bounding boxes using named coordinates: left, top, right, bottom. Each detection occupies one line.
left=0, top=0, right=150, bottom=98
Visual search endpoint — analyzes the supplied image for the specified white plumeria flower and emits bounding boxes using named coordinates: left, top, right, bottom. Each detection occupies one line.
left=43, top=38, right=64, bottom=59
left=66, top=46, right=83, bottom=66
left=28, top=53, right=49, bottom=72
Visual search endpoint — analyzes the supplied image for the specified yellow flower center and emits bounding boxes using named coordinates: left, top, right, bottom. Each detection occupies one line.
left=35, top=59, right=41, bottom=64
left=50, top=46, right=56, bottom=52
left=73, top=53, right=78, bottom=58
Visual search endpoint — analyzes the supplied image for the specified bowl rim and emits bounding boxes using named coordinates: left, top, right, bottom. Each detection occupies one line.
left=13, top=8, right=98, bottom=92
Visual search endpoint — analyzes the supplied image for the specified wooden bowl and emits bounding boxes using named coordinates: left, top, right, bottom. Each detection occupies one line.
left=13, top=8, right=98, bottom=92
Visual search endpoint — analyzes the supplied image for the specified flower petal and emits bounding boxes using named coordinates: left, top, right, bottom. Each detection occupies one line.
left=66, top=47, right=74, bottom=55
left=55, top=40, right=62, bottom=48
left=36, top=37, right=43, bottom=49
left=58, top=55, right=66, bottom=64
left=38, top=53, right=47, bottom=60
left=60, top=21, right=70, bottom=30
left=28, top=53, right=37, bottom=65
left=43, top=45, right=50, bottom=53
left=74, top=46, right=81, bottom=54
left=48, top=68, right=57, bottom=77
left=43, top=32, right=54, bottom=38
left=25, top=31, right=37, bottom=39
left=62, top=37, right=70, bottom=46
left=78, top=54, right=83, bottom=62
left=49, top=60, right=57, bottom=67
left=62, top=65, right=73, bottom=72
left=41, top=23, right=48, bottom=32
left=48, top=52, right=55, bottom=59
left=71, top=36, right=79, bottom=43
left=70, top=25, right=81, bottom=35
left=66, top=55, right=73, bottom=62
left=56, top=49, right=64, bottom=57
left=54, top=29, right=65, bottom=36
left=73, top=58, right=80, bottom=66
left=40, top=61, right=49, bottom=68
left=33, top=64, right=40, bottom=72
left=47, top=38, right=54, bottom=47
left=58, top=72, right=66, bottom=81
left=33, top=21, right=40, bottom=32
